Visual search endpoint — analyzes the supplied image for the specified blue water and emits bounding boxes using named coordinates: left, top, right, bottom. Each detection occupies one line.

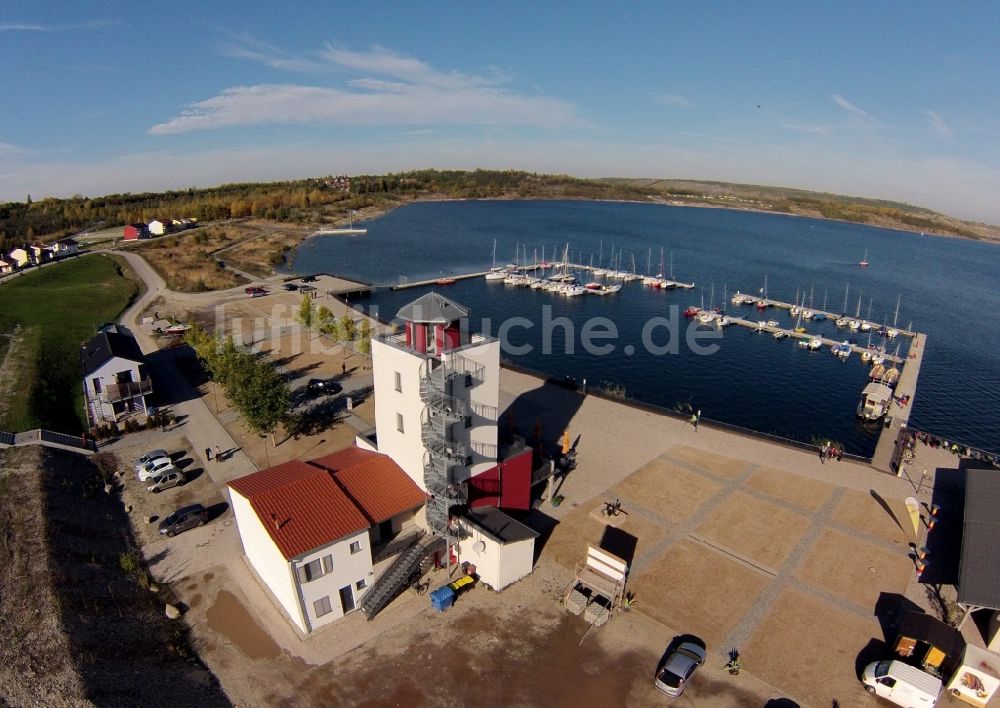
left=292, top=200, right=1000, bottom=456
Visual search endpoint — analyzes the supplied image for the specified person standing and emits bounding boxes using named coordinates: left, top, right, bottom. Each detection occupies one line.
left=342, top=361, right=347, bottom=376
left=205, top=447, right=212, bottom=462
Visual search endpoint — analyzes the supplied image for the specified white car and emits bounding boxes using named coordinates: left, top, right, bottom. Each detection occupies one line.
left=137, top=458, right=175, bottom=481
left=134, top=449, right=168, bottom=472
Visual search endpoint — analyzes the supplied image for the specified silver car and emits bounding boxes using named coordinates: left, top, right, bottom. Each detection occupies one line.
left=147, top=469, right=186, bottom=493
left=134, top=449, right=168, bottom=472
left=137, top=458, right=176, bottom=481
left=654, top=641, right=706, bottom=697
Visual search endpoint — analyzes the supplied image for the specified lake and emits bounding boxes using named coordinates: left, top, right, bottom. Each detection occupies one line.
left=291, top=200, right=1000, bottom=456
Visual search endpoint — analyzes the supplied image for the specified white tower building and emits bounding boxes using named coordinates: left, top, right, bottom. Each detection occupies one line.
left=370, top=292, right=500, bottom=536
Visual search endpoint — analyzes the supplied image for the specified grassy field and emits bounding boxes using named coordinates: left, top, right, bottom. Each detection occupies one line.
left=0, top=255, right=140, bottom=433
left=133, top=224, right=253, bottom=291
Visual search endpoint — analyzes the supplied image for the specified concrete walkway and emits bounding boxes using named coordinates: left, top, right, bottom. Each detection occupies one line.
left=111, top=250, right=258, bottom=482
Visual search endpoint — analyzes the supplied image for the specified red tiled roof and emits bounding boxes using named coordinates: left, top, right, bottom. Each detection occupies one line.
left=311, top=448, right=426, bottom=524
left=228, top=448, right=426, bottom=561
left=229, top=460, right=369, bottom=561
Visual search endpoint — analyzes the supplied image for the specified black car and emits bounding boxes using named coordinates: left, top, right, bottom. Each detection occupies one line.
left=307, top=378, right=342, bottom=395
left=300, top=274, right=317, bottom=282
left=158, top=504, right=208, bottom=537
left=282, top=282, right=299, bottom=291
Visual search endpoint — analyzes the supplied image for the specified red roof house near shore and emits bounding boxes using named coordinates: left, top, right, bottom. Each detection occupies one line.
left=228, top=446, right=426, bottom=633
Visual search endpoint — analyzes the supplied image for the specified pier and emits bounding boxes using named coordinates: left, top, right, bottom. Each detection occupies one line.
left=390, top=264, right=695, bottom=291
left=730, top=293, right=917, bottom=338
left=871, top=332, right=927, bottom=473
left=391, top=271, right=488, bottom=290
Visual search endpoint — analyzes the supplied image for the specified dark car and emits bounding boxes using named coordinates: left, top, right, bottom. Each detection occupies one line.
left=300, top=274, right=317, bottom=283
left=298, top=284, right=316, bottom=293
left=307, top=378, right=341, bottom=395
left=158, top=504, right=208, bottom=537
left=245, top=286, right=267, bottom=297
left=282, top=282, right=299, bottom=291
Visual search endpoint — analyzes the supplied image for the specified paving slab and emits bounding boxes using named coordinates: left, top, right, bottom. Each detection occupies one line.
left=665, top=444, right=749, bottom=479
left=630, top=538, right=771, bottom=648
left=611, top=458, right=724, bottom=525
left=744, top=465, right=836, bottom=513
left=832, top=488, right=913, bottom=546
left=742, top=587, right=881, bottom=708
left=695, top=491, right=811, bottom=571
left=795, top=528, right=914, bottom=611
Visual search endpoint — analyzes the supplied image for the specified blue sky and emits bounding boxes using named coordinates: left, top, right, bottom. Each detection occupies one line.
left=2, top=2, right=999, bottom=221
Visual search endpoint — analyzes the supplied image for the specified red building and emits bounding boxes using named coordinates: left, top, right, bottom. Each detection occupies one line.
left=122, top=223, right=148, bottom=241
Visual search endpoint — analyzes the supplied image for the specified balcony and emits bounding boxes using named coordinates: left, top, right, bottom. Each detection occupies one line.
left=99, top=378, right=153, bottom=404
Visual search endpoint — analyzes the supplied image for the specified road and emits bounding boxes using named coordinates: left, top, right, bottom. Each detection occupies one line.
left=108, top=249, right=259, bottom=484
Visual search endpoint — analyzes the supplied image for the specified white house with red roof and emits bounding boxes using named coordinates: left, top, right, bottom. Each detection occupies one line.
left=228, top=448, right=425, bottom=634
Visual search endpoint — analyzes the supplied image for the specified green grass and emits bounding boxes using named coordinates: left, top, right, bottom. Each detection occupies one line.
left=0, top=255, right=140, bottom=433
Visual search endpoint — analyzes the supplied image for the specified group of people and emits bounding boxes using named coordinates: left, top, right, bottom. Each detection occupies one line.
left=908, top=431, right=999, bottom=467
left=205, top=445, right=223, bottom=463
left=819, top=442, right=844, bottom=462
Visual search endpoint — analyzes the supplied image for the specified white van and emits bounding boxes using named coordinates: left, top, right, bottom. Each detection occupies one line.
left=862, top=660, right=942, bottom=707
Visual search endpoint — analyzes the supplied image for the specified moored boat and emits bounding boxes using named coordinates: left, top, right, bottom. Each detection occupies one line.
left=857, top=382, right=891, bottom=419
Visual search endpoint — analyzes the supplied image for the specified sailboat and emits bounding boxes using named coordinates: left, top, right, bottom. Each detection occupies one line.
left=485, top=239, right=507, bottom=281
left=860, top=249, right=870, bottom=268
left=756, top=274, right=769, bottom=309
left=314, top=209, right=368, bottom=235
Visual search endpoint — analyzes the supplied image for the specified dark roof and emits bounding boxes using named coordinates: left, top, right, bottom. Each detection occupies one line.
left=462, top=506, right=538, bottom=544
left=80, top=329, right=145, bottom=376
left=957, top=468, right=1000, bottom=609
left=396, top=291, right=470, bottom=324
left=896, top=611, right=965, bottom=658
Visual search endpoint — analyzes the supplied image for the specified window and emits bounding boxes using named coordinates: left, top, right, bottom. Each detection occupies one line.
left=302, top=558, right=323, bottom=582
left=350, top=540, right=362, bottom=554
left=355, top=578, right=367, bottom=591
left=322, top=555, right=333, bottom=574
left=465, top=415, right=472, bottom=429
left=394, top=371, right=402, bottom=392
left=396, top=413, right=404, bottom=433
left=313, top=596, right=332, bottom=617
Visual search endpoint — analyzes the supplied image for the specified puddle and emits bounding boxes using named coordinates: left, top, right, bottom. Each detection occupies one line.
left=189, top=593, right=203, bottom=608
left=206, top=590, right=281, bottom=660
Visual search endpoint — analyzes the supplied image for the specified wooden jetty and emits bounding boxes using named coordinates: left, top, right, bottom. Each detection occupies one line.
left=871, top=332, right=927, bottom=473
left=391, top=264, right=695, bottom=291
left=730, top=294, right=917, bottom=338
left=721, top=315, right=905, bottom=363
left=391, top=271, right=488, bottom=290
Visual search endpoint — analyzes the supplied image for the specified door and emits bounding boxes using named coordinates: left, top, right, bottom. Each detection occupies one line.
left=339, top=586, right=355, bottom=613
left=377, top=519, right=393, bottom=544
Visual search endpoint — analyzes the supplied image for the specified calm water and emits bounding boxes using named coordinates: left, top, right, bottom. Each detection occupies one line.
left=292, top=200, right=1000, bottom=456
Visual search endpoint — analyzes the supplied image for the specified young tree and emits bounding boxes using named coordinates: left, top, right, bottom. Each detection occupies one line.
left=358, top=318, right=373, bottom=357
left=339, top=314, right=356, bottom=342
left=235, top=359, right=289, bottom=444
left=296, top=293, right=315, bottom=328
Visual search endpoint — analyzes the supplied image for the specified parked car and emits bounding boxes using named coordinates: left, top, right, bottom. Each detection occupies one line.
left=298, top=284, right=316, bottom=293
left=134, top=449, right=168, bottom=471
left=147, top=469, right=186, bottom=493
left=282, top=282, right=299, bottom=291
left=158, top=504, right=208, bottom=537
left=654, top=642, right=706, bottom=698
left=300, top=274, right=317, bottom=282
left=245, top=286, right=266, bottom=297
left=307, top=378, right=342, bottom=394
left=137, top=458, right=176, bottom=481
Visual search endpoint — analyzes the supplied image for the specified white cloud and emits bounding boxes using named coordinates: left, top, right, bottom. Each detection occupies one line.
left=218, top=34, right=326, bottom=73
left=831, top=94, right=875, bottom=122
left=0, top=20, right=116, bottom=32
left=922, top=109, right=953, bottom=139
left=150, top=46, right=578, bottom=135
left=655, top=93, right=693, bottom=108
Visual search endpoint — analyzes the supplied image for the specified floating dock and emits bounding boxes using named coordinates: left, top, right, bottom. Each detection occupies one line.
left=716, top=315, right=906, bottom=364
left=730, top=293, right=916, bottom=338
left=871, top=332, right=927, bottom=473
left=391, top=271, right=488, bottom=290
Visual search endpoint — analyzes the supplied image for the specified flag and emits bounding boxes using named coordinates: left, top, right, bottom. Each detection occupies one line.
left=904, top=497, right=922, bottom=539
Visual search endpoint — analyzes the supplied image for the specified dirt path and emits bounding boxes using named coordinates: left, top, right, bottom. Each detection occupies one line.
left=0, top=325, right=26, bottom=426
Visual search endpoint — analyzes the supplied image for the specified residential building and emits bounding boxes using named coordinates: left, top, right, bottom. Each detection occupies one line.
left=9, top=246, right=34, bottom=267
left=80, top=324, right=153, bottom=424
left=123, top=223, right=149, bottom=240
left=46, top=238, right=79, bottom=258
left=0, top=257, right=13, bottom=274
left=29, top=244, right=51, bottom=264
left=228, top=448, right=425, bottom=634
left=148, top=219, right=172, bottom=236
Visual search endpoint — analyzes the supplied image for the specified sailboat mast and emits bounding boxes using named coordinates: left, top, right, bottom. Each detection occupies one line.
left=893, top=295, right=901, bottom=328
left=647, top=248, right=652, bottom=276
left=843, top=284, right=849, bottom=314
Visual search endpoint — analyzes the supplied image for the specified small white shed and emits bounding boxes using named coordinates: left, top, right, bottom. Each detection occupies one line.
left=457, top=506, right=538, bottom=592
left=947, top=644, right=1000, bottom=707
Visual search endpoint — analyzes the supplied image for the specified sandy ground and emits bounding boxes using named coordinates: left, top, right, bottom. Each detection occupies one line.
left=121, top=363, right=998, bottom=707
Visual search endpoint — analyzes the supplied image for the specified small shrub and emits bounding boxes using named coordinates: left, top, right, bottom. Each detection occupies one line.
left=119, top=551, right=140, bottom=575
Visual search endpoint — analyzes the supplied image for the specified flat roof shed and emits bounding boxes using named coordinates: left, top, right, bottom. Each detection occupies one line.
left=957, top=468, right=1000, bottom=618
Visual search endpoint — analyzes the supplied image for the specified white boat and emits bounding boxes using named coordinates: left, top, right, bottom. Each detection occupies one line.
left=848, top=319, right=860, bottom=331
left=886, top=328, right=899, bottom=339
left=860, top=321, right=872, bottom=332
left=798, top=337, right=822, bottom=350
left=836, top=316, right=850, bottom=327
left=802, top=309, right=814, bottom=320
left=698, top=311, right=717, bottom=324
left=857, top=382, right=892, bottom=420
left=766, top=320, right=779, bottom=328
left=831, top=341, right=852, bottom=359
left=592, top=268, right=607, bottom=277
left=585, top=282, right=621, bottom=295
left=313, top=210, right=367, bottom=235
left=485, top=240, right=507, bottom=280
left=772, top=330, right=787, bottom=340
left=731, top=291, right=747, bottom=305
left=717, top=316, right=731, bottom=327
left=755, top=321, right=766, bottom=332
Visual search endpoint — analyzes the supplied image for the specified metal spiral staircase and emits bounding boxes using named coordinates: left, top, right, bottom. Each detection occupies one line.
left=419, top=355, right=485, bottom=536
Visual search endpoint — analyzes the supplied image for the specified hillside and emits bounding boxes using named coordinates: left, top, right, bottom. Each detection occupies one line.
left=2, top=170, right=997, bottom=249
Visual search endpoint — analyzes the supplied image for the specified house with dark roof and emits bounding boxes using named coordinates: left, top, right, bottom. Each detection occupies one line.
left=47, top=238, right=79, bottom=258
left=228, top=447, right=426, bottom=634
left=0, top=255, right=13, bottom=274
left=80, top=325, right=153, bottom=425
